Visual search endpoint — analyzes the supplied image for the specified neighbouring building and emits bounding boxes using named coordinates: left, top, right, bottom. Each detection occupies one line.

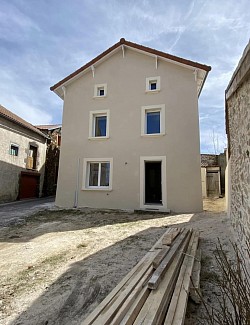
left=201, top=152, right=226, bottom=198
left=50, top=38, right=211, bottom=212
left=36, top=124, right=61, bottom=196
left=225, top=40, right=250, bottom=248
left=0, top=105, right=47, bottom=203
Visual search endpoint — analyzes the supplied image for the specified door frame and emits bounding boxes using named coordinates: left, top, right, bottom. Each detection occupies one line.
left=140, top=156, right=167, bottom=211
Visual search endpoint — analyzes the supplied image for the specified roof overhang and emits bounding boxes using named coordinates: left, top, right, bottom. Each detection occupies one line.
left=51, top=38, right=211, bottom=99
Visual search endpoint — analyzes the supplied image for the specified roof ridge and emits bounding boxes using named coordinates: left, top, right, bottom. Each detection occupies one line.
left=0, top=104, right=47, bottom=138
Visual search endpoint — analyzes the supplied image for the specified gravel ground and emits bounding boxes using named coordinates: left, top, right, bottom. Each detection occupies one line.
left=0, top=197, right=233, bottom=325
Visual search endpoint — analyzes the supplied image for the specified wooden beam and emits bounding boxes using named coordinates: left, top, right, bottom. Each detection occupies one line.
left=148, top=229, right=191, bottom=290
left=110, top=266, right=153, bottom=325
left=164, top=232, right=200, bottom=325
left=189, top=248, right=202, bottom=304
left=133, top=235, right=191, bottom=325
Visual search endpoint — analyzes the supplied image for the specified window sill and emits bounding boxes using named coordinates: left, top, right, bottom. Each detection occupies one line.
left=82, top=187, right=112, bottom=191
left=88, top=136, right=110, bottom=140
left=141, top=133, right=165, bottom=137
left=145, top=90, right=160, bottom=94
left=93, top=95, right=107, bottom=99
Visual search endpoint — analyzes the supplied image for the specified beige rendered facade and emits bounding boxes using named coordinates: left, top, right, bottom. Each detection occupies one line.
left=51, top=39, right=211, bottom=212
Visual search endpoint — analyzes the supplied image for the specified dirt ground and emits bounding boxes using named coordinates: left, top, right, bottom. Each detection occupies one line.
left=0, top=197, right=234, bottom=325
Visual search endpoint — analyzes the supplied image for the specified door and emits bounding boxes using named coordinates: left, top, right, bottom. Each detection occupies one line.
left=206, top=172, right=220, bottom=197
left=19, top=172, right=40, bottom=199
left=145, top=161, right=162, bottom=204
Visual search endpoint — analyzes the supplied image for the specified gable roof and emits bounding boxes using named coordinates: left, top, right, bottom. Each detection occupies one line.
left=50, top=38, right=211, bottom=98
left=0, top=104, right=47, bottom=138
left=36, top=124, right=62, bottom=130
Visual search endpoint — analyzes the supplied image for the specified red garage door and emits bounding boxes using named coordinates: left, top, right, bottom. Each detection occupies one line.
left=19, top=171, right=40, bottom=200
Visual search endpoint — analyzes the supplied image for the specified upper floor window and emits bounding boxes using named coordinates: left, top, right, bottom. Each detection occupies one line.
left=94, top=83, right=107, bottom=98
left=89, top=109, right=110, bottom=139
left=146, top=76, right=161, bottom=93
left=141, top=104, right=165, bottom=136
left=27, top=145, right=38, bottom=169
left=10, top=144, right=19, bottom=156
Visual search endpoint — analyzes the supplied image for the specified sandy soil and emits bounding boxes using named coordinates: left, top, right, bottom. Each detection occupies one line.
left=0, top=197, right=233, bottom=325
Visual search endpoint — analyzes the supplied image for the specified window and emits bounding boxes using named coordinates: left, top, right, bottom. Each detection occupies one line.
left=27, top=145, right=38, bottom=169
left=10, top=144, right=19, bottom=156
left=89, top=110, right=110, bottom=139
left=83, top=158, right=113, bottom=190
left=141, top=105, right=165, bottom=136
left=146, top=76, right=160, bottom=92
left=146, top=111, right=160, bottom=134
left=94, top=83, right=107, bottom=98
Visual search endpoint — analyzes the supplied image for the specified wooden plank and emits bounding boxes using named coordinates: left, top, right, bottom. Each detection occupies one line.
left=152, top=246, right=170, bottom=269
left=163, top=233, right=196, bottom=324
left=119, top=286, right=150, bottom=325
left=110, top=266, right=153, bottom=325
left=164, top=232, right=200, bottom=325
left=81, top=228, right=174, bottom=325
left=148, top=229, right=191, bottom=290
left=189, top=248, right=202, bottom=304
left=133, top=234, right=191, bottom=325
left=162, top=228, right=181, bottom=246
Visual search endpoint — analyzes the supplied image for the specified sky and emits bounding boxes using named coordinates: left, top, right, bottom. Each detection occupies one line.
left=0, top=0, right=249, bottom=153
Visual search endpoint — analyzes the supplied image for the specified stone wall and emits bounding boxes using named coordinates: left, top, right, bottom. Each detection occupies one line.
left=226, top=41, right=250, bottom=250
left=0, top=117, right=47, bottom=203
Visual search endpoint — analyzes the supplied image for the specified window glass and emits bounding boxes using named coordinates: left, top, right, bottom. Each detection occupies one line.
left=150, top=81, right=157, bottom=90
left=146, top=111, right=160, bottom=134
left=99, top=88, right=105, bottom=96
left=95, top=116, right=107, bottom=137
left=100, top=163, right=110, bottom=186
left=10, top=144, right=19, bottom=156
left=89, top=163, right=99, bottom=186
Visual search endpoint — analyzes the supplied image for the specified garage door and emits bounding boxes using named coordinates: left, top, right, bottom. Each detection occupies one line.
left=19, top=171, right=40, bottom=199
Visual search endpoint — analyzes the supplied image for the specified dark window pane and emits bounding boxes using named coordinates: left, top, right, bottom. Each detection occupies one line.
left=99, top=89, right=105, bottom=96
left=150, top=82, right=157, bottom=90
left=100, top=163, right=110, bottom=186
left=95, top=116, right=107, bottom=136
left=147, top=111, right=160, bottom=134
left=89, top=163, right=99, bottom=186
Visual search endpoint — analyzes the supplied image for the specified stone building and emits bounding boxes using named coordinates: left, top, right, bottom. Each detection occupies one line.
left=200, top=152, right=226, bottom=198
left=36, top=125, right=61, bottom=196
left=0, top=105, right=47, bottom=203
left=225, top=40, right=250, bottom=249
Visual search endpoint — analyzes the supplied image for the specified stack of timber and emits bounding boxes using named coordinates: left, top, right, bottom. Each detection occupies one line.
left=82, top=227, right=201, bottom=325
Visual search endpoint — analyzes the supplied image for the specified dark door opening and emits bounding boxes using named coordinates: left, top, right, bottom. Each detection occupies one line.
left=145, top=161, right=162, bottom=204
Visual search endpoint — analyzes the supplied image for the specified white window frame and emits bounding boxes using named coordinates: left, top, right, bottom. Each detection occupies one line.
left=141, top=104, right=165, bottom=136
left=146, top=76, right=160, bottom=93
left=89, top=109, right=110, bottom=139
left=10, top=143, right=19, bottom=156
left=94, top=83, right=107, bottom=98
left=82, top=158, right=113, bottom=191
left=140, top=156, right=168, bottom=211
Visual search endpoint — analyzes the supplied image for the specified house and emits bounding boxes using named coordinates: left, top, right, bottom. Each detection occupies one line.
left=36, top=124, right=61, bottom=196
left=50, top=38, right=211, bottom=212
left=201, top=152, right=226, bottom=198
left=0, top=105, right=47, bottom=203
left=225, top=40, right=250, bottom=249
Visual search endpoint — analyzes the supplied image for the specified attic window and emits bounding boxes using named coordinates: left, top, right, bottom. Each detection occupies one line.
left=94, top=84, right=107, bottom=98
left=146, top=76, right=160, bottom=93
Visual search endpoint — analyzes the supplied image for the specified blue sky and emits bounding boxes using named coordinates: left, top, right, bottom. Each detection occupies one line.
left=0, top=0, right=249, bottom=153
